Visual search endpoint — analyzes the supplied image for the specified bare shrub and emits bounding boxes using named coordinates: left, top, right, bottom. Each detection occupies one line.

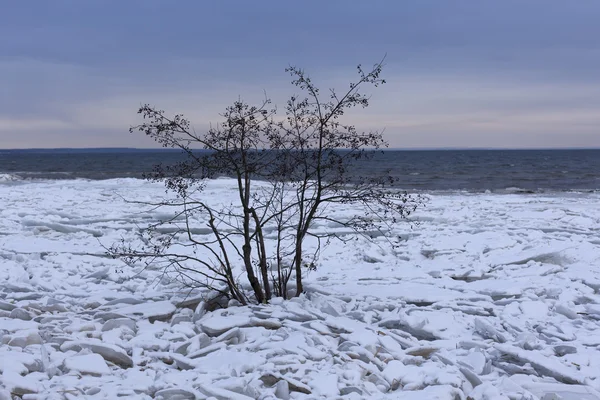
left=109, top=59, right=424, bottom=304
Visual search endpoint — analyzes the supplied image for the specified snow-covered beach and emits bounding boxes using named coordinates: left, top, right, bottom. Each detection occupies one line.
left=1, top=177, right=600, bottom=399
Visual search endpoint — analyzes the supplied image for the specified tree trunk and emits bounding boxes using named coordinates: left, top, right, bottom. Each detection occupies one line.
left=294, top=241, right=303, bottom=297
left=243, top=243, right=264, bottom=303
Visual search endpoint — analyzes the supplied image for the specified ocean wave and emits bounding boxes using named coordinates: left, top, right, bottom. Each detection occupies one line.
left=397, top=187, right=600, bottom=196
left=1, top=171, right=599, bottom=195
left=0, top=173, right=22, bottom=182
left=501, top=187, right=537, bottom=194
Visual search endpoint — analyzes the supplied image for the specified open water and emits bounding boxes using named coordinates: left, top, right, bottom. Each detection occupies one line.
left=1, top=148, right=599, bottom=193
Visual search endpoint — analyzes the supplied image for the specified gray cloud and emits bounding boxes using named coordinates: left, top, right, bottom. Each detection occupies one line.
left=1, top=0, right=599, bottom=148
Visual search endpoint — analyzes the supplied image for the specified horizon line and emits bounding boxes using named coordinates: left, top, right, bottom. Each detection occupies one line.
left=2, top=146, right=600, bottom=151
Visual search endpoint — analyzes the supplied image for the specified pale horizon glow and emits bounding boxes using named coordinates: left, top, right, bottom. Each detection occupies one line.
left=1, top=1, right=599, bottom=149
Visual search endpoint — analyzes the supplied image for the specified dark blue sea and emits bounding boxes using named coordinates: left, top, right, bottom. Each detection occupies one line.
left=1, top=148, right=599, bottom=193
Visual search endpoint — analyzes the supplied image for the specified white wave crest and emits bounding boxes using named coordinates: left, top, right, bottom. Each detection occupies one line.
left=0, top=173, right=22, bottom=182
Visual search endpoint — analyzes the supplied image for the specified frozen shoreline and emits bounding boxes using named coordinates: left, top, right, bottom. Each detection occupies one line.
left=1, top=178, right=600, bottom=399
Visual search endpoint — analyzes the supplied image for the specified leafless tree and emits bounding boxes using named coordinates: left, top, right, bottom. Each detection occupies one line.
left=109, top=59, right=424, bottom=305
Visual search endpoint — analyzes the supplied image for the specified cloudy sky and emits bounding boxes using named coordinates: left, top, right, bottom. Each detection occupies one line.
left=1, top=0, right=599, bottom=149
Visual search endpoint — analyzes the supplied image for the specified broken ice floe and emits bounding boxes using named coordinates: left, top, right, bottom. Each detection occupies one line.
left=1, top=179, right=600, bottom=398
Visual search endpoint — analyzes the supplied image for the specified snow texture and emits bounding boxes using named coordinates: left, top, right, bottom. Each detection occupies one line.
left=1, top=178, right=600, bottom=399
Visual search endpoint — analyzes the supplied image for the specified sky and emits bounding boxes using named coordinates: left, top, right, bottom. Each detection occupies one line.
left=1, top=0, right=599, bottom=149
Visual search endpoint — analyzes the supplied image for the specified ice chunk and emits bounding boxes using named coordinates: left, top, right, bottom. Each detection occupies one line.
left=383, top=360, right=463, bottom=391
left=520, top=301, right=549, bottom=319
left=102, top=297, right=145, bottom=307
left=0, top=301, right=16, bottom=312
left=494, top=344, right=584, bottom=384
left=468, top=382, right=511, bottom=400
left=114, top=300, right=176, bottom=322
left=461, top=351, right=487, bottom=374
left=260, top=374, right=312, bottom=394
left=274, top=380, right=290, bottom=400
left=7, top=332, right=42, bottom=348
left=1, top=370, right=38, bottom=396
left=585, top=304, right=600, bottom=317
left=311, top=373, right=339, bottom=397
left=197, top=384, right=254, bottom=400
left=170, top=353, right=198, bottom=370
left=474, top=318, right=509, bottom=343
left=101, top=317, right=137, bottom=332
left=60, top=340, right=133, bottom=368
left=9, top=308, right=32, bottom=321
left=554, top=303, right=579, bottom=319
left=554, top=345, right=577, bottom=357
left=63, top=353, right=111, bottom=376
left=199, top=315, right=252, bottom=336
left=155, top=388, right=199, bottom=400
left=518, top=380, right=600, bottom=400
left=85, top=267, right=110, bottom=280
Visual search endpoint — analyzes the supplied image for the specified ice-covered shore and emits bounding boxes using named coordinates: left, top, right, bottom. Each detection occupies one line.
left=1, top=178, right=600, bottom=399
